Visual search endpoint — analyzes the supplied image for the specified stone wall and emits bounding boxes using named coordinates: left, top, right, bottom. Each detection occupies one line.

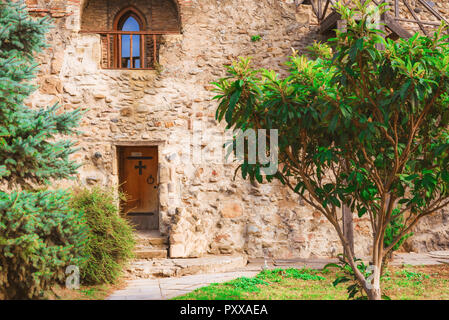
left=23, top=0, right=449, bottom=259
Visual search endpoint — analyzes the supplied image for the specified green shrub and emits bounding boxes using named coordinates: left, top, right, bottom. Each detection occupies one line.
left=70, top=187, right=135, bottom=285
left=251, top=35, right=262, bottom=42
left=0, top=190, right=88, bottom=299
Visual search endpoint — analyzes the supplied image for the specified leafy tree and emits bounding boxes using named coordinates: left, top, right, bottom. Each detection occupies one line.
left=213, top=0, right=449, bottom=300
left=0, top=0, right=86, bottom=299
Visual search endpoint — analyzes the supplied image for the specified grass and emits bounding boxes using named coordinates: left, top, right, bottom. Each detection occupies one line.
left=173, top=265, right=449, bottom=300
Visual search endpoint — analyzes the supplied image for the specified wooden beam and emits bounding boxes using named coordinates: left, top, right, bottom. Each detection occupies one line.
left=418, top=0, right=449, bottom=25
left=310, top=0, right=319, bottom=20
left=322, top=0, right=332, bottom=21
left=384, top=14, right=413, bottom=39
left=403, top=0, right=428, bottom=36
left=106, top=34, right=110, bottom=69
left=337, top=19, right=347, bottom=32
left=153, top=34, right=157, bottom=68
left=320, top=10, right=341, bottom=34
left=318, top=0, right=322, bottom=20
left=118, top=34, right=122, bottom=68
left=130, top=35, right=133, bottom=69
left=394, top=18, right=443, bottom=26
left=394, top=0, right=399, bottom=18
left=141, top=34, right=145, bottom=69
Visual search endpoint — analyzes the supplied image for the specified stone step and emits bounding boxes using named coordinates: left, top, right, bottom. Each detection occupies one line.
left=136, top=236, right=168, bottom=246
left=428, top=250, right=449, bottom=259
left=136, top=243, right=167, bottom=250
left=126, top=254, right=248, bottom=279
left=135, top=248, right=168, bottom=259
left=135, top=230, right=168, bottom=247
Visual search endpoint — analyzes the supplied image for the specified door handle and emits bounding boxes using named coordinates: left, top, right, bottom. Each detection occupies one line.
left=147, top=175, right=155, bottom=185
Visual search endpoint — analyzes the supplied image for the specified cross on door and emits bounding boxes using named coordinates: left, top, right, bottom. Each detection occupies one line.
left=134, top=161, right=146, bottom=175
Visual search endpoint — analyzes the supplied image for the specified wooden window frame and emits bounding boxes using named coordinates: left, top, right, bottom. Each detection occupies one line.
left=113, top=6, right=147, bottom=69
left=81, top=5, right=181, bottom=70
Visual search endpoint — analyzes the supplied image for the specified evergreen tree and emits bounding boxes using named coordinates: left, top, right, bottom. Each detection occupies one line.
left=0, top=0, right=82, bottom=187
left=0, top=0, right=87, bottom=299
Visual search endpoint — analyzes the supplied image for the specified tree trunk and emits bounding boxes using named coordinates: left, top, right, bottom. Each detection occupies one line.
left=367, top=287, right=382, bottom=300
left=342, top=203, right=355, bottom=257
left=365, top=243, right=383, bottom=300
left=339, top=154, right=354, bottom=258
left=363, top=262, right=382, bottom=300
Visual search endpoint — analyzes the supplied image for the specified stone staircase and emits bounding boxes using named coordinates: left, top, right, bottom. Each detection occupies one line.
left=126, top=230, right=248, bottom=279
left=126, top=254, right=248, bottom=279
left=134, top=230, right=168, bottom=259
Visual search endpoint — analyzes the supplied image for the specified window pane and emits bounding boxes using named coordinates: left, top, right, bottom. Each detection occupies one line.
left=132, top=35, right=140, bottom=68
left=122, top=16, right=140, bottom=31
left=120, top=16, right=141, bottom=68
left=121, top=34, right=130, bottom=68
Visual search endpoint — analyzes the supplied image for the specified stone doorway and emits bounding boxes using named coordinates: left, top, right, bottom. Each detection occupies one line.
left=118, top=146, right=159, bottom=230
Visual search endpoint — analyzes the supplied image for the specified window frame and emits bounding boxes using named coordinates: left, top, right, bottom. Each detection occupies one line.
left=113, top=6, right=147, bottom=69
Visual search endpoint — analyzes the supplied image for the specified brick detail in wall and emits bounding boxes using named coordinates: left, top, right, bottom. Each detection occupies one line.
left=25, top=0, right=186, bottom=24
left=81, top=0, right=180, bottom=31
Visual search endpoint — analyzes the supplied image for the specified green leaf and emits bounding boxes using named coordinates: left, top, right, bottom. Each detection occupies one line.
left=399, top=79, right=412, bottom=100
left=225, top=88, right=243, bottom=123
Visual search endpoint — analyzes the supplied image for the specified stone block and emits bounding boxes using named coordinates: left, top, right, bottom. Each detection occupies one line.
left=136, top=105, right=149, bottom=113
left=120, top=107, right=133, bottom=117
left=170, top=233, right=183, bottom=244
left=220, top=202, right=243, bottom=218
left=170, top=244, right=185, bottom=258
left=51, top=51, right=64, bottom=74
left=39, top=76, right=62, bottom=95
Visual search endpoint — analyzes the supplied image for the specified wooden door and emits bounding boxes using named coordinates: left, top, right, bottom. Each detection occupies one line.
left=118, top=146, right=159, bottom=229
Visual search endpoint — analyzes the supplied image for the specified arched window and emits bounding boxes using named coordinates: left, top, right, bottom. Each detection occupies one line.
left=113, top=7, right=146, bottom=69
left=82, top=2, right=181, bottom=70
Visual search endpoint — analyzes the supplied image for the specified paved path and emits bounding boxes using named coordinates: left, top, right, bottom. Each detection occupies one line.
left=107, top=251, right=449, bottom=300
left=107, top=271, right=259, bottom=300
left=392, top=251, right=449, bottom=266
